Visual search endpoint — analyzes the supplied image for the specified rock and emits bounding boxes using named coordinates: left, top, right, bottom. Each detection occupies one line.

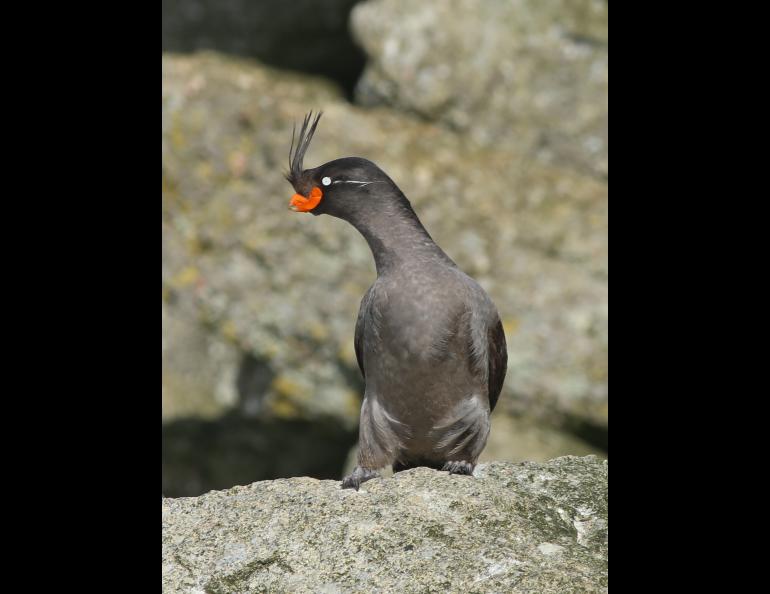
left=162, top=52, right=607, bottom=486
left=162, top=456, right=608, bottom=593
left=351, top=0, right=609, bottom=178
left=162, top=299, right=242, bottom=421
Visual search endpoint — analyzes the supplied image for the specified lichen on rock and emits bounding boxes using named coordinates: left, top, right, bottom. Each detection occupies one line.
left=162, top=456, right=607, bottom=593
left=351, top=0, right=609, bottom=178
left=162, top=52, right=608, bottom=437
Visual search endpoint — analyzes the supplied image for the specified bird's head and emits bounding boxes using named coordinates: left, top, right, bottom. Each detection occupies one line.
left=285, top=112, right=397, bottom=219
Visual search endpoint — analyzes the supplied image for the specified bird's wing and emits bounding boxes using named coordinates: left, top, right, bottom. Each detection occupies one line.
left=487, top=317, right=508, bottom=412
left=354, top=284, right=376, bottom=379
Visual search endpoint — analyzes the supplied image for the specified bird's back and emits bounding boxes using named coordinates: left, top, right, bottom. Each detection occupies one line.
left=359, top=262, right=500, bottom=447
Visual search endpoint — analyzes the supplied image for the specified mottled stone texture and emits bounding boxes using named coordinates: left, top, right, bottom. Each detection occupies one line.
left=352, top=0, right=608, bottom=178
left=162, top=53, right=607, bottom=436
left=162, top=457, right=607, bottom=593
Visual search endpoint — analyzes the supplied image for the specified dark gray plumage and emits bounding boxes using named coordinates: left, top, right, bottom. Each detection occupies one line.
left=286, top=113, right=507, bottom=490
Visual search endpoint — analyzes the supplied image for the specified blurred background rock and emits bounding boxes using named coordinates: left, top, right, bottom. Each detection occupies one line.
left=162, top=0, right=608, bottom=497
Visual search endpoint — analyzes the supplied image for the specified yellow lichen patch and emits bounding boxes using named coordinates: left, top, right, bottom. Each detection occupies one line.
left=271, top=375, right=305, bottom=400
left=270, top=396, right=300, bottom=419
left=186, top=236, right=206, bottom=256
left=161, top=174, right=177, bottom=198
left=343, top=389, right=362, bottom=420
left=341, top=281, right=365, bottom=296
left=210, top=200, right=235, bottom=229
left=221, top=320, right=239, bottom=342
left=270, top=374, right=313, bottom=419
left=162, top=374, right=224, bottom=421
left=589, top=362, right=608, bottom=381
left=263, top=343, right=280, bottom=359
left=596, top=402, right=608, bottom=418
left=242, top=233, right=266, bottom=253
left=308, top=321, right=329, bottom=342
left=171, top=266, right=200, bottom=288
left=195, top=161, right=214, bottom=181
left=338, top=343, right=358, bottom=367
left=169, top=114, right=185, bottom=151
left=502, top=318, right=520, bottom=335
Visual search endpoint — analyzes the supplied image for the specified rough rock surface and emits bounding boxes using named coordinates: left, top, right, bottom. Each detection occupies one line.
left=162, top=53, right=608, bottom=441
left=351, top=0, right=609, bottom=178
left=162, top=456, right=608, bottom=593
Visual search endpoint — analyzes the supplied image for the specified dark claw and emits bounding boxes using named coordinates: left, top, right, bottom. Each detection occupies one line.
left=442, top=460, right=475, bottom=476
left=341, top=466, right=381, bottom=490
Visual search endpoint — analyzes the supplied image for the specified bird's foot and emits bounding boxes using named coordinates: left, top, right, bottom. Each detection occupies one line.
left=341, top=466, right=381, bottom=490
left=442, top=460, right=475, bottom=476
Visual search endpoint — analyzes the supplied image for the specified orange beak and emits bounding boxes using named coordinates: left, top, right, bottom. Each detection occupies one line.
left=289, top=186, right=323, bottom=212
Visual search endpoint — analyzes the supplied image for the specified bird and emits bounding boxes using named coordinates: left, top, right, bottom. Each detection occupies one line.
left=285, top=112, right=507, bottom=490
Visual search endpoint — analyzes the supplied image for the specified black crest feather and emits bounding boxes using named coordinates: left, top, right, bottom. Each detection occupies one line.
left=286, top=111, right=322, bottom=186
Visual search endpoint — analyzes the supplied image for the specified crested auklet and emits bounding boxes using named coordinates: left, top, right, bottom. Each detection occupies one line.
left=286, top=112, right=507, bottom=490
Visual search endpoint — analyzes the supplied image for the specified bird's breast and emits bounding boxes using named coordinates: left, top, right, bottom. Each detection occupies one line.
left=371, top=290, right=467, bottom=363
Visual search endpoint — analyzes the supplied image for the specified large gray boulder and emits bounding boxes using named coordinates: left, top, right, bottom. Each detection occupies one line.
left=351, top=0, right=609, bottom=178
left=162, top=456, right=608, bottom=593
left=162, top=52, right=607, bottom=435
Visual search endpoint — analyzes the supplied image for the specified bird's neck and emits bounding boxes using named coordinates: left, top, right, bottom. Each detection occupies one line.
left=344, top=201, right=453, bottom=276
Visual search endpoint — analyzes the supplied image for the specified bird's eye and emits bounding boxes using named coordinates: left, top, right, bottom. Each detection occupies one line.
left=321, top=176, right=331, bottom=186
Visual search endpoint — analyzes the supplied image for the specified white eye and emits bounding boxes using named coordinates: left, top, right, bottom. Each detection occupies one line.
left=321, top=176, right=331, bottom=186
